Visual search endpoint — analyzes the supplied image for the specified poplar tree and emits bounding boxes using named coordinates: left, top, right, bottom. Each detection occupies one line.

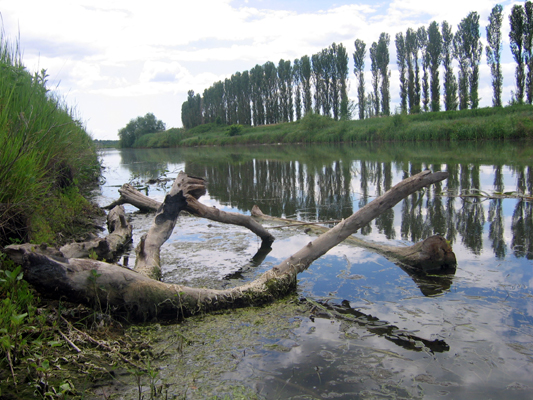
left=377, top=33, right=391, bottom=116
left=277, top=59, right=292, bottom=122
left=454, top=12, right=481, bottom=109
left=469, top=13, right=482, bottom=109
left=212, top=81, right=226, bottom=124
left=239, top=71, right=251, bottom=125
left=524, top=1, right=533, bottom=104
left=224, top=77, right=236, bottom=124
left=263, top=61, right=278, bottom=124
left=299, top=56, right=312, bottom=116
left=311, top=53, right=322, bottom=114
left=353, top=39, right=366, bottom=120
left=334, top=43, right=349, bottom=119
left=486, top=4, right=504, bottom=107
left=418, top=26, right=430, bottom=112
left=442, top=21, right=458, bottom=111
left=427, top=21, right=442, bottom=112
left=320, top=48, right=333, bottom=117
left=293, top=58, right=302, bottom=120
left=250, top=65, right=265, bottom=126
left=369, top=41, right=381, bottom=116
left=395, top=32, right=408, bottom=114
left=509, top=4, right=526, bottom=104
left=405, top=28, right=420, bottom=113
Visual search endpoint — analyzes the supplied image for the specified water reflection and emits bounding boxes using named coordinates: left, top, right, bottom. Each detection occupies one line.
left=105, top=142, right=533, bottom=260
left=184, top=146, right=531, bottom=259
left=314, top=299, right=450, bottom=353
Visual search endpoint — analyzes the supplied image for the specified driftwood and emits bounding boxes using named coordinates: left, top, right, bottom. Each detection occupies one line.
left=134, top=172, right=203, bottom=279
left=104, top=180, right=275, bottom=244
left=4, top=170, right=449, bottom=321
left=104, top=184, right=161, bottom=213
left=6, top=206, right=133, bottom=264
left=251, top=206, right=456, bottom=273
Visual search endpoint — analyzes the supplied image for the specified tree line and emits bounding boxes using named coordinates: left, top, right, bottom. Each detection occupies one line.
left=182, top=2, right=533, bottom=130
left=181, top=43, right=349, bottom=129
left=353, top=2, right=533, bottom=119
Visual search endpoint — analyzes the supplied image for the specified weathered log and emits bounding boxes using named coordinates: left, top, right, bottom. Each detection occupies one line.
left=134, top=172, right=199, bottom=279
left=252, top=206, right=456, bottom=273
left=184, top=196, right=275, bottom=243
left=104, top=179, right=275, bottom=244
left=60, top=205, right=133, bottom=262
left=103, top=183, right=161, bottom=212
left=4, top=170, right=449, bottom=321
left=6, top=206, right=132, bottom=264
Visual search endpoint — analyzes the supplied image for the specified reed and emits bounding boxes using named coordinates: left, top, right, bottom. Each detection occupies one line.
left=0, top=30, right=99, bottom=245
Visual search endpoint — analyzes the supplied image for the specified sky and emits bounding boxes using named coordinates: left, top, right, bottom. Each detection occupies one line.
left=0, top=0, right=523, bottom=140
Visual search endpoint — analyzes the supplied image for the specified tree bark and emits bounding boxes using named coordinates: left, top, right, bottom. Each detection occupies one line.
left=105, top=180, right=275, bottom=244
left=4, top=170, right=449, bottom=321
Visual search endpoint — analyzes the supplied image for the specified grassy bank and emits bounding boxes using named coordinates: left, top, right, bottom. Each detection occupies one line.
left=0, top=30, right=104, bottom=398
left=0, top=32, right=100, bottom=247
left=129, top=105, right=533, bottom=148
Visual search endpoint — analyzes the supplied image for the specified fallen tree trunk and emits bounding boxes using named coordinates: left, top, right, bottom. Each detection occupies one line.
left=104, top=180, right=275, bottom=244
left=4, top=170, right=448, bottom=321
left=17, top=205, right=133, bottom=263
left=251, top=206, right=456, bottom=273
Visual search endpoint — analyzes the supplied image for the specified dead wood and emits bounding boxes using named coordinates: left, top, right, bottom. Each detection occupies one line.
left=6, top=206, right=132, bottom=264
left=104, top=179, right=275, bottom=244
left=103, top=183, right=161, bottom=212
left=134, top=172, right=201, bottom=279
left=4, top=170, right=449, bottom=321
left=60, top=205, right=132, bottom=262
left=252, top=206, right=456, bottom=273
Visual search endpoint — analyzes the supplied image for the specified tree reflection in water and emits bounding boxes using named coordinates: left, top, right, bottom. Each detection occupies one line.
left=116, top=142, right=533, bottom=261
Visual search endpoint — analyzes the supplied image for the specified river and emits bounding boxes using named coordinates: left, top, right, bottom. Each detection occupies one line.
left=94, top=140, right=533, bottom=399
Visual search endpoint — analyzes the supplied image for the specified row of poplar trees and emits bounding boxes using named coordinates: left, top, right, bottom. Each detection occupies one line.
left=354, top=2, right=533, bottom=120
left=181, top=43, right=349, bottom=129
left=182, top=2, right=533, bottom=129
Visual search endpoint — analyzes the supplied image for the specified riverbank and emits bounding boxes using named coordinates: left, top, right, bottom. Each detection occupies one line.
left=126, top=104, right=533, bottom=148
left=0, top=32, right=105, bottom=399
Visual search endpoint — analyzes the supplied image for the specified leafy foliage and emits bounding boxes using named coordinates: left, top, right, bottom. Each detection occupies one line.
left=427, top=21, right=442, bottom=112
left=353, top=39, right=367, bottom=120
left=454, top=12, right=482, bottom=110
left=118, top=113, right=166, bottom=148
left=486, top=4, right=504, bottom=107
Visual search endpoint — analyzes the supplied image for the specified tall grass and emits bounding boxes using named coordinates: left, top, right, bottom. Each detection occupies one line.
left=0, top=29, right=99, bottom=245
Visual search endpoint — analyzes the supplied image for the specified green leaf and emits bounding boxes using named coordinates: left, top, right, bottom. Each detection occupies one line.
left=11, top=312, right=28, bottom=325
left=59, top=382, right=71, bottom=392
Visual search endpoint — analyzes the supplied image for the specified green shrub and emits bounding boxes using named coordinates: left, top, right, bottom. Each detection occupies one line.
left=299, top=112, right=335, bottom=133
left=227, top=124, right=243, bottom=136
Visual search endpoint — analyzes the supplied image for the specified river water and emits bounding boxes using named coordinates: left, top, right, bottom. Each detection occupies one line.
left=94, top=141, right=533, bottom=399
